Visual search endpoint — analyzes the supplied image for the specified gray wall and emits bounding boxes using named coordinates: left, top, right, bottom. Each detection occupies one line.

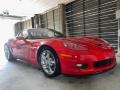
left=65, top=0, right=118, bottom=51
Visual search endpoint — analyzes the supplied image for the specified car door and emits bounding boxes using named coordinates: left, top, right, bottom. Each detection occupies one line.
left=17, top=30, right=33, bottom=62
left=15, top=38, right=26, bottom=59
left=19, top=39, right=32, bottom=61
left=13, top=31, right=29, bottom=60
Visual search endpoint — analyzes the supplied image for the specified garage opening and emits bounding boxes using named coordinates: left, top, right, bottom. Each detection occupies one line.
left=0, top=18, right=19, bottom=66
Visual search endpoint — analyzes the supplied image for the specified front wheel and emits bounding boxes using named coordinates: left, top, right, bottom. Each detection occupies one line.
left=4, top=45, right=16, bottom=61
left=39, top=47, right=60, bottom=77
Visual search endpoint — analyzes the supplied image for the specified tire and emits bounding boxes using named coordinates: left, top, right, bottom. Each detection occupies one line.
left=4, top=45, right=16, bottom=61
left=39, top=47, right=60, bottom=77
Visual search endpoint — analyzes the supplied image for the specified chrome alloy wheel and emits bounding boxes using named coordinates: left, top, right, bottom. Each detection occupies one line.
left=40, top=50, right=56, bottom=75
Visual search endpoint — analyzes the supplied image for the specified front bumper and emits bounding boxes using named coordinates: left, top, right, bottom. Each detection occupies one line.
left=57, top=48, right=116, bottom=76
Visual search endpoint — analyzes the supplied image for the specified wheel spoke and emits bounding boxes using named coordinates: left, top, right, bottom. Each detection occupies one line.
left=46, top=51, right=50, bottom=58
left=49, top=59, right=55, bottom=66
left=48, top=65, right=54, bottom=74
left=41, top=55, right=46, bottom=61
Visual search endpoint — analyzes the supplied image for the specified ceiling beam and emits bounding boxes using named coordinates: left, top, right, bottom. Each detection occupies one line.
left=0, top=14, right=25, bottom=20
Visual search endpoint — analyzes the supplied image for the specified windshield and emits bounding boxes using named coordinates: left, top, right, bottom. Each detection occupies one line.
left=27, top=29, right=64, bottom=39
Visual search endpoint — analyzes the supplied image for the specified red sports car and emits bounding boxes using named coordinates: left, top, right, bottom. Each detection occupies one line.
left=4, top=28, right=116, bottom=77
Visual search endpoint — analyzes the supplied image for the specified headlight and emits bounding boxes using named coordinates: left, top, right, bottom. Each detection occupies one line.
left=63, top=41, right=88, bottom=50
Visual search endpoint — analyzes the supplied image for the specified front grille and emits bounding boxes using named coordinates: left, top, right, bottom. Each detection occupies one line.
left=94, top=59, right=112, bottom=68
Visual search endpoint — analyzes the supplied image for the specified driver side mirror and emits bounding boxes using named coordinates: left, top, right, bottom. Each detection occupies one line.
left=16, top=36, right=26, bottom=41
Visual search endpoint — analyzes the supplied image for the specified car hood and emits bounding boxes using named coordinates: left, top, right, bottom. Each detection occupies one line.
left=60, top=36, right=111, bottom=49
left=29, top=36, right=111, bottom=49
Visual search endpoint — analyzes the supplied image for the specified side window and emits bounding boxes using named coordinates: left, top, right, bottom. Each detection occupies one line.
left=47, top=31, right=54, bottom=37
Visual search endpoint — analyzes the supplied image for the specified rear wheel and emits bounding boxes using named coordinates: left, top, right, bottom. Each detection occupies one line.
left=39, top=47, right=60, bottom=77
left=4, top=45, right=16, bottom=61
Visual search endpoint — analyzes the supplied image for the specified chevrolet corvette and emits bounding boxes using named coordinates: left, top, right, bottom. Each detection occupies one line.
left=4, top=28, right=116, bottom=77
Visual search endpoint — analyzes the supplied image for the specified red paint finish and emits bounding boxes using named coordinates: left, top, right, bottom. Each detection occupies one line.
left=6, top=36, right=116, bottom=76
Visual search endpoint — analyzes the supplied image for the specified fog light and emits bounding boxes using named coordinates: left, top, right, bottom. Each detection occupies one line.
left=76, top=64, right=88, bottom=69
left=76, top=64, right=82, bottom=67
